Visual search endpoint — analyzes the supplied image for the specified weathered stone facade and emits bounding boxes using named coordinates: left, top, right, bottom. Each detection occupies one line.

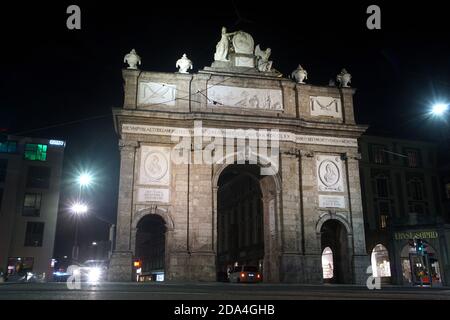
left=109, top=62, right=369, bottom=283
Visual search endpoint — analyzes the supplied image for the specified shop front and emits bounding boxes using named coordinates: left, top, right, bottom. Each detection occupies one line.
left=392, top=229, right=449, bottom=287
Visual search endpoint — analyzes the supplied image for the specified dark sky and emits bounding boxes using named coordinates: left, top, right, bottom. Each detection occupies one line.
left=1, top=1, right=450, bottom=259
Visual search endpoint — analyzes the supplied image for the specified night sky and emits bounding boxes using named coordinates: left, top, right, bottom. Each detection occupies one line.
left=1, top=1, right=449, bottom=259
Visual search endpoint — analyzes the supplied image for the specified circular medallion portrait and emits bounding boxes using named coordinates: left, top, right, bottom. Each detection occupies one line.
left=318, top=160, right=340, bottom=187
left=144, top=151, right=168, bottom=182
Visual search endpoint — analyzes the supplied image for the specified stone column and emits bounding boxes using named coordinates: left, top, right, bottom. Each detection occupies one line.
left=279, top=151, right=304, bottom=282
left=346, top=155, right=370, bottom=284
left=299, top=150, right=323, bottom=284
left=188, top=164, right=216, bottom=281
left=108, top=140, right=138, bottom=282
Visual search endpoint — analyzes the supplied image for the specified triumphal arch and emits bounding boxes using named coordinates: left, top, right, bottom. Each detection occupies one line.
left=109, top=28, right=369, bottom=284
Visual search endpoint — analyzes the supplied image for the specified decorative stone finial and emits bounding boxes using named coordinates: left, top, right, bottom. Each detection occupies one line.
left=291, top=64, right=308, bottom=84
left=124, top=49, right=141, bottom=70
left=336, top=68, right=351, bottom=87
left=176, top=54, right=193, bottom=74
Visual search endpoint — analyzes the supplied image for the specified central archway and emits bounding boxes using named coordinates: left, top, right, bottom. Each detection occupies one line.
left=215, top=163, right=280, bottom=282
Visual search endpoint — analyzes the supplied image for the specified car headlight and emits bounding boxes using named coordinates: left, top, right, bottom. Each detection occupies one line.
left=88, top=267, right=102, bottom=282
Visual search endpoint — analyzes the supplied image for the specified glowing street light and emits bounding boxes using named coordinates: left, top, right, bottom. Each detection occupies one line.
left=70, top=202, right=88, bottom=215
left=430, top=103, right=449, bottom=116
left=78, top=173, right=93, bottom=187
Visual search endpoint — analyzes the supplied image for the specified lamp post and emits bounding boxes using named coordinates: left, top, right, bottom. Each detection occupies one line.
left=71, top=202, right=88, bottom=262
left=71, top=172, right=92, bottom=263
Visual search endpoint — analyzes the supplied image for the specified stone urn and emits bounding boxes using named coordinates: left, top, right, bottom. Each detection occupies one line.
left=291, top=65, right=308, bottom=84
left=176, top=54, right=193, bottom=74
left=124, top=49, right=141, bottom=70
left=336, top=68, right=351, bottom=87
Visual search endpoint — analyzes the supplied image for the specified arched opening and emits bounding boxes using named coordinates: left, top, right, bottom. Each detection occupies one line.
left=135, top=214, right=166, bottom=282
left=321, top=247, right=334, bottom=282
left=400, top=241, right=442, bottom=286
left=371, top=244, right=391, bottom=281
left=216, top=164, right=269, bottom=282
left=320, top=219, right=350, bottom=283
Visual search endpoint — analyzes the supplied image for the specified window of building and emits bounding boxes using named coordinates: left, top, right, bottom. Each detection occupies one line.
left=405, top=148, right=421, bottom=168
left=0, top=159, right=7, bottom=182
left=24, top=222, right=44, bottom=247
left=446, top=183, right=450, bottom=199
left=23, top=193, right=42, bottom=217
left=380, top=214, right=388, bottom=230
left=24, top=144, right=48, bottom=161
left=0, top=141, right=17, bottom=153
left=375, top=175, right=389, bottom=198
left=26, top=166, right=51, bottom=189
left=378, top=201, right=390, bottom=230
left=407, top=178, right=424, bottom=201
left=370, top=145, right=388, bottom=165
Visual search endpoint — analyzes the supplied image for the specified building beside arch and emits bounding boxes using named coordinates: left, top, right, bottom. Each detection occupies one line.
left=108, top=29, right=369, bottom=283
left=360, top=135, right=450, bottom=286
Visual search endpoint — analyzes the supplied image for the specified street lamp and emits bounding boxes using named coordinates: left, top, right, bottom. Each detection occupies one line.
left=71, top=201, right=88, bottom=262
left=71, top=202, right=88, bottom=215
left=78, top=172, right=93, bottom=187
left=430, top=103, right=449, bottom=116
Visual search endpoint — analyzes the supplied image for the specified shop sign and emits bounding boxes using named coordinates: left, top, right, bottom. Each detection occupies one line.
left=394, top=231, right=438, bottom=240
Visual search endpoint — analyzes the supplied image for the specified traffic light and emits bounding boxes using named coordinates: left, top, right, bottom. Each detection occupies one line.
left=133, top=260, right=141, bottom=268
left=416, top=239, right=424, bottom=254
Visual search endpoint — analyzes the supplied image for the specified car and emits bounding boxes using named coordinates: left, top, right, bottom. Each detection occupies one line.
left=228, top=266, right=262, bottom=283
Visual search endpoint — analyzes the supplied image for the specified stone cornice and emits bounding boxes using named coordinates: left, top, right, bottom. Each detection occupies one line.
left=112, top=108, right=368, bottom=137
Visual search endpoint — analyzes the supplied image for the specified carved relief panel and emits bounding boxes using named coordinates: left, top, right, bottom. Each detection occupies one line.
left=310, top=96, right=342, bottom=119
left=207, top=85, right=283, bottom=110
left=138, top=81, right=176, bottom=106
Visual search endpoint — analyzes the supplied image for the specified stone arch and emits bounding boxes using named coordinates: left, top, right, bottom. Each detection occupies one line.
left=131, top=206, right=174, bottom=257
left=132, top=206, right=174, bottom=231
left=212, top=152, right=282, bottom=192
left=315, top=211, right=352, bottom=236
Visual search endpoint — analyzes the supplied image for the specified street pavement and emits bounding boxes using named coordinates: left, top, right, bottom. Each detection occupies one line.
left=1, top=282, right=450, bottom=300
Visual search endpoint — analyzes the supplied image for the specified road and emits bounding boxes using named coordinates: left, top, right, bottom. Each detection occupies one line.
left=1, top=282, right=450, bottom=300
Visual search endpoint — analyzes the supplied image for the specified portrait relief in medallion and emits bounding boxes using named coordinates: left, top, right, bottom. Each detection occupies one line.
left=144, top=151, right=168, bottom=182
left=319, top=160, right=340, bottom=187
left=317, top=155, right=344, bottom=192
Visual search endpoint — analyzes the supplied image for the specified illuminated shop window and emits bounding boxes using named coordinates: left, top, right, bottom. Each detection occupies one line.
left=24, top=144, right=47, bottom=161
left=321, top=247, right=334, bottom=279
left=371, top=244, right=391, bottom=277
left=0, top=141, right=17, bottom=153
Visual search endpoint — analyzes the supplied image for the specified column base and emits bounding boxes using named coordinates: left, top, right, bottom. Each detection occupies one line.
left=279, top=254, right=323, bottom=283
left=352, top=254, right=370, bottom=285
left=188, top=252, right=216, bottom=281
left=108, top=251, right=133, bottom=282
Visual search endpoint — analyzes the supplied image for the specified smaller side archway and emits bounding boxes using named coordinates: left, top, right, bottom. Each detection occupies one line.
left=318, top=215, right=352, bottom=284
left=131, top=207, right=174, bottom=282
